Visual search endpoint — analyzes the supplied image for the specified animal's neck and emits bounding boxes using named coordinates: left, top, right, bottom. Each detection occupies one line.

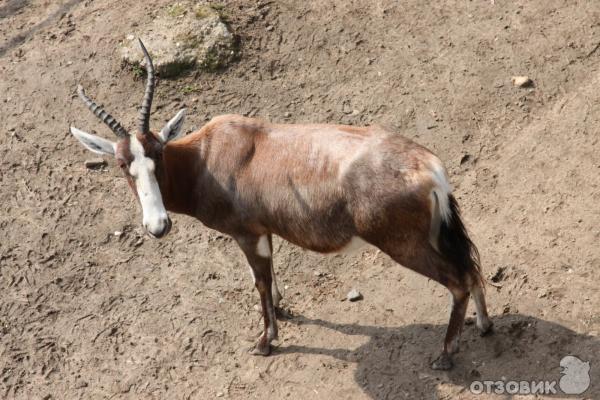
left=158, top=141, right=202, bottom=216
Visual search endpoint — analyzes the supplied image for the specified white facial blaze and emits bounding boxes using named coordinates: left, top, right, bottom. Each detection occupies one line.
left=129, top=136, right=169, bottom=235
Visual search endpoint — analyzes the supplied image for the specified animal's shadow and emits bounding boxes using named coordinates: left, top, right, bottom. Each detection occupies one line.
left=279, top=313, right=599, bottom=399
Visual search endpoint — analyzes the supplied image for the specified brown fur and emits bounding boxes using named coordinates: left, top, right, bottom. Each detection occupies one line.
left=112, top=114, right=491, bottom=368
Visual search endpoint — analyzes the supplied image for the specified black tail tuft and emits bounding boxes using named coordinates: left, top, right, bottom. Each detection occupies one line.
left=438, top=194, right=483, bottom=287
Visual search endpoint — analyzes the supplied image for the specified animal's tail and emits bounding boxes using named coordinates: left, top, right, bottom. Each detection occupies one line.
left=437, top=194, right=484, bottom=288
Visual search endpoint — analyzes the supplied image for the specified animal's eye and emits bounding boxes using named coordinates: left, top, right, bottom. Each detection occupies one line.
left=117, top=159, right=127, bottom=169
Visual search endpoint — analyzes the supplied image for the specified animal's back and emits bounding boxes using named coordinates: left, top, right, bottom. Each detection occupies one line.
left=185, top=115, right=446, bottom=251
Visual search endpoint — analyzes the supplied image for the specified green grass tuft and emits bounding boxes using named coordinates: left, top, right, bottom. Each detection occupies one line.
left=167, top=3, right=186, bottom=18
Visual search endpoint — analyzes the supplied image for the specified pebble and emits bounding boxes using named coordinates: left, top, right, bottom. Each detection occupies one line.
left=347, top=288, right=363, bottom=302
left=511, top=76, right=533, bottom=88
left=84, top=158, right=106, bottom=169
left=74, top=380, right=88, bottom=389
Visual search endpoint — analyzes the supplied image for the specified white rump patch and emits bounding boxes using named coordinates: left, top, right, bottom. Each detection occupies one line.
left=428, top=157, right=453, bottom=223
left=256, top=235, right=271, bottom=258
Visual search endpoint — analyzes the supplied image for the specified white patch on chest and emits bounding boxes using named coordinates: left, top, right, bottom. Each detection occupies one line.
left=256, top=235, right=271, bottom=258
left=336, top=236, right=369, bottom=254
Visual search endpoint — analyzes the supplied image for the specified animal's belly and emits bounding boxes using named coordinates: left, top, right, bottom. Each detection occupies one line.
left=273, top=226, right=371, bottom=254
left=334, top=236, right=370, bottom=254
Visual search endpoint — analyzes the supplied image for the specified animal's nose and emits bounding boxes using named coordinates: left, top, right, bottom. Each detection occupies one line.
left=145, top=216, right=172, bottom=239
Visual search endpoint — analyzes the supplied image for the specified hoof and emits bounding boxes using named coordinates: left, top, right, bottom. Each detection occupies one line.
left=272, top=293, right=283, bottom=309
left=275, top=306, right=292, bottom=320
left=479, top=320, right=494, bottom=337
left=250, top=340, right=271, bottom=356
left=431, top=353, right=454, bottom=370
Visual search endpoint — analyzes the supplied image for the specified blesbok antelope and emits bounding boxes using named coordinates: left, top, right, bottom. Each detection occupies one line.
left=70, top=39, right=492, bottom=370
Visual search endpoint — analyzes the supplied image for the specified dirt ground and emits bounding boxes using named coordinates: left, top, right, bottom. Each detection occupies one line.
left=1, top=0, right=599, bottom=399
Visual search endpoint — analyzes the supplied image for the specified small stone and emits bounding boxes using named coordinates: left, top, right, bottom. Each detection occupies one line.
left=216, top=392, right=224, bottom=397
left=511, top=76, right=533, bottom=88
left=114, top=231, right=123, bottom=237
left=342, top=101, right=352, bottom=114
left=84, top=158, right=107, bottom=169
left=266, top=25, right=274, bottom=31
left=347, top=289, right=363, bottom=302
left=284, top=112, right=291, bottom=118
left=469, top=368, right=482, bottom=378
left=490, top=266, right=506, bottom=283
left=119, top=382, right=132, bottom=393
left=74, top=380, right=88, bottom=389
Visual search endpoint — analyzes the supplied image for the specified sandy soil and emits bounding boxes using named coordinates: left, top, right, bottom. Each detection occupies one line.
left=0, top=1, right=599, bottom=399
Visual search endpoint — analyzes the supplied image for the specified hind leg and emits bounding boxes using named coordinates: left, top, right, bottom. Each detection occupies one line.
left=378, top=241, right=471, bottom=370
left=471, top=281, right=493, bottom=334
left=431, top=287, right=469, bottom=370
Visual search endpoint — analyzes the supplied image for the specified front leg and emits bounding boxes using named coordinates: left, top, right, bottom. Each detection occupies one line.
left=236, top=234, right=278, bottom=356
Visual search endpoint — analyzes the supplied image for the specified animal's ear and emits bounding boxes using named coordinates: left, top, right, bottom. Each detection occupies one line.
left=70, top=126, right=116, bottom=156
left=158, top=108, right=186, bottom=143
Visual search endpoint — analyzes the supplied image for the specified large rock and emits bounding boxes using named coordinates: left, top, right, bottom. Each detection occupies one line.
left=120, top=2, right=237, bottom=77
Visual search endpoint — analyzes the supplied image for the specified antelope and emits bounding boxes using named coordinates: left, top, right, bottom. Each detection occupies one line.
left=69, top=39, right=492, bottom=370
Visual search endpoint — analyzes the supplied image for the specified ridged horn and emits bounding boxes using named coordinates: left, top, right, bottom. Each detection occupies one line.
left=76, top=85, right=129, bottom=138
left=137, top=39, right=155, bottom=134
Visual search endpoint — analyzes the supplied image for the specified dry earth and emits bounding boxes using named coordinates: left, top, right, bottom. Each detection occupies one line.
left=1, top=0, right=599, bottom=399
